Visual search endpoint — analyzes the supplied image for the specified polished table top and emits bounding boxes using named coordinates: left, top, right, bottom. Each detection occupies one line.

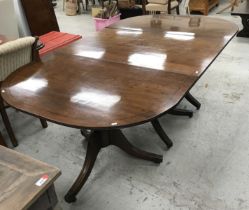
left=57, top=16, right=237, bottom=77
left=1, top=15, right=238, bottom=129
left=0, top=15, right=238, bottom=203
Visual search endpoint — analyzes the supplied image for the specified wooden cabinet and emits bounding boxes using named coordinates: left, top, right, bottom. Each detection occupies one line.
left=189, top=0, right=219, bottom=15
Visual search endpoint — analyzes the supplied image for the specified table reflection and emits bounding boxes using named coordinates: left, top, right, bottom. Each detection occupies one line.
left=75, top=50, right=105, bottom=59
left=128, top=52, right=167, bottom=70
left=164, top=31, right=195, bottom=41
left=116, top=30, right=143, bottom=36
left=11, top=78, right=48, bottom=92
left=71, top=89, right=121, bottom=110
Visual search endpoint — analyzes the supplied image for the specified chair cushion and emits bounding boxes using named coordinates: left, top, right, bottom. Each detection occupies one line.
left=148, top=0, right=168, bottom=5
left=146, top=3, right=167, bottom=11
left=0, top=37, right=35, bottom=55
left=146, top=1, right=178, bottom=11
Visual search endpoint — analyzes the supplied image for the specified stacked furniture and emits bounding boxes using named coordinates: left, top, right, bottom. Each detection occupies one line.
left=189, top=0, right=219, bottom=15
left=143, top=0, right=181, bottom=14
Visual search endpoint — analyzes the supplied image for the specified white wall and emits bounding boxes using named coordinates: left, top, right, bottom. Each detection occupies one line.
left=0, top=0, right=19, bottom=38
left=13, top=0, right=31, bottom=37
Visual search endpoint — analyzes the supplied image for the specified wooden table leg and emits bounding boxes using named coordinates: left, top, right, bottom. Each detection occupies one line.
left=185, top=92, right=201, bottom=110
left=80, top=129, right=92, bottom=138
left=109, top=130, right=162, bottom=163
left=64, top=129, right=162, bottom=203
left=40, top=119, right=48, bottom=128
left=151, top=119, right=173, bottom=148
left=168, top=107, right=193, bottom=118
left=0, top=97, right=18, bottom=147
left=64, top=132, right=101, bottom=203
left=152, top=92, right=201, bottom=148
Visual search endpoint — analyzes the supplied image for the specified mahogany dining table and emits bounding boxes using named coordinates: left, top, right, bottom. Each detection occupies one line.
left=1, top=15, right=238, bottom=203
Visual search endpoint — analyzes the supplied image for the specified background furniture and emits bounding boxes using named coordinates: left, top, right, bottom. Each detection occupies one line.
left=51, top=0, right=57, bottom=7
left=63, top=0, right=85, bottom=13
left=143, top=0, right=181, bottom=14
left=232, top=0, right=249, bottom=37
left=119, top=6, right=143, bottom=19
left=20, top=0, right=59, bottom=36
left=0, top=145, right=61, bottom=210
left=20, top=0, right=82, bottom=56
left=0, top=36, right=48, bottom=147
left=189, top=0, right=219, bottom=15
left=1, top=15, right=238, bottom=203
left=116, top=0, right=143, bottom=19
left=217, top=0, right=241, bottom=13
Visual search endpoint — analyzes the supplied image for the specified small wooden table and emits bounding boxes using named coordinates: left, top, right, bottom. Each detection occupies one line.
left=232, top=0, right=249, bottom=37
left=0, top=146, right=61, bottom=210
left=1, top=15, right=238, bottom=203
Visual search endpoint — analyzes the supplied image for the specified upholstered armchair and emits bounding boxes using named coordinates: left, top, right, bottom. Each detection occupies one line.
left=0, top=37, right=47, bottom=147
left=143, top=0, right=181, bottom=14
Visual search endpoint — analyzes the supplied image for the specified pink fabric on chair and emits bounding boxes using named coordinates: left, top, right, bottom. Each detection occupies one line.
left=39, top=31, right=82, bottom=56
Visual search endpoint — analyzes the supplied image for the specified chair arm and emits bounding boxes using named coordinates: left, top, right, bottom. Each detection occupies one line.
left=0, top=37, right=35, bottom=56
left=0, top=37, right=36, bottom=81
